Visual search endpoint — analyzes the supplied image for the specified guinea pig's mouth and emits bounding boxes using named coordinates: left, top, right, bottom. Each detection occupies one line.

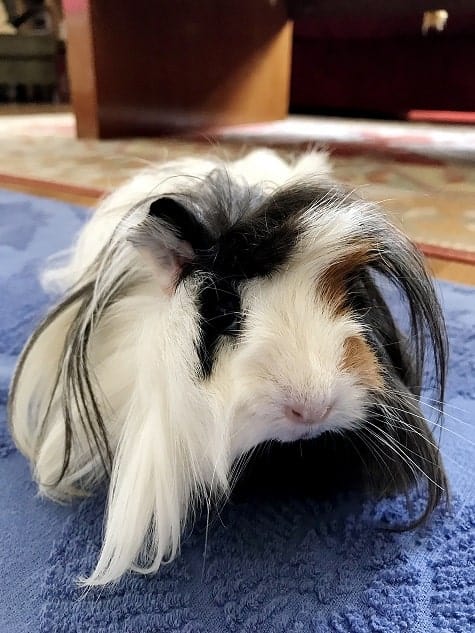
left=299, top=429, right=322, bottom=440
left=277, top=423, right=332, bottom=444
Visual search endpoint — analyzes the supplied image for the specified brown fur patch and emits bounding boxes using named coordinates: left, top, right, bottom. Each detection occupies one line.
left=317, top=247, right=383, bottom=390
left=318, top=246, right=373, bottom=315
left=341, top=335, right=383, bottom=390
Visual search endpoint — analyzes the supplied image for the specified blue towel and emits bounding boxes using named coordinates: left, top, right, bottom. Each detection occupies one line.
left=0, top=189, right=473, bottom=633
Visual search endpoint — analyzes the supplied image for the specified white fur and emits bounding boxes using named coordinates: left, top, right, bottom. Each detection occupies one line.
left=10, top=149, right=388, bottom=585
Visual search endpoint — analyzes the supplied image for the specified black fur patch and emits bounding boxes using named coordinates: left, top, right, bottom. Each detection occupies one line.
left=188, top=197, right=306, bottom=376
left=149, top=176, right=331, bottom=378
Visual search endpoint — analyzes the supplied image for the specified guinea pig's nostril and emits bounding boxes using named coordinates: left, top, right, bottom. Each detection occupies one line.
left=284, top=404, right=305, bottom=422
left=284, top=402, right=333, bottom=425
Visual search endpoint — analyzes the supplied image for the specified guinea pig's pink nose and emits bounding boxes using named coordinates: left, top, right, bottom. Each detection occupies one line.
left=284, top=402, right=333, bottom=425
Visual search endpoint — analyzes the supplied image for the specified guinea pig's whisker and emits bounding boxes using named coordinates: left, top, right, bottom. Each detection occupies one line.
left=394, top=391, right=473, bottom=427
left=392, top=418, right=467, bottom=474
left=228, top=443, right=262, bottom=488
left=378, top=403, right=439, bottom=451
left=364, top=419, right=444, bottom=490
left=386, top=416, right=441, bottom=452
left=382, top=403, right=474, bottom=442
left=409, top=415, right=474, bottom=446
left=377, top=424, right=441, bottom=470
left=363, top=425, right=419, bottom=485
left=229, top=444, right=254, bottom=479
left=358, top=421, right=401, bottom=465
left=390, top=389, right=471, bottom=420
left=354, top=429, right=399, bottom=485
left=420, top=402, right=471, bottom=426
left=354, top=437, right=390, bottom=483
left=371, top=436, right=436, bottom=492
left=419, top=397, right=470, bottom=414
left=425, top=421, right=475, bottom=446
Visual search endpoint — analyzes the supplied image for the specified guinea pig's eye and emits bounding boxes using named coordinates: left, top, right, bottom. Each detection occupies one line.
left=220, top=311, right=241, bottom=334
left=214, top=302, right=241, bottom=334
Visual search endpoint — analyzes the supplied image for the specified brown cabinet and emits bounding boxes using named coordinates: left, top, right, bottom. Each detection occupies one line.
left=290, top=1, right=475, bottom=117
left=64, top=0, right=292, bottom=138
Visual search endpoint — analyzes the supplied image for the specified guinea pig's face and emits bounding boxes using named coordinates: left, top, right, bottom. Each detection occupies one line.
left=141, top=183, right=387, bottom=458
left=207, top=257, right=383, bottom=457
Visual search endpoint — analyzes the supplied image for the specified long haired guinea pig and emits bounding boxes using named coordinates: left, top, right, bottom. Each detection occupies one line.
left=8, top=149, right=448, bottom=585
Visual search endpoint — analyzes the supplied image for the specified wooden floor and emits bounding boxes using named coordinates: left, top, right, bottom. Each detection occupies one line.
left=427, top=257, right=475, bottom=285
left=0, top=104, right=71, bottom=115
left=0, top=173, right=102, bottom=208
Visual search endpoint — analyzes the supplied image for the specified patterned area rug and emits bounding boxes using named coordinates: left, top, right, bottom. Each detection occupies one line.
left=0, top=112, right=475, bottom=258
left=0, top=190, right=474, bottom=633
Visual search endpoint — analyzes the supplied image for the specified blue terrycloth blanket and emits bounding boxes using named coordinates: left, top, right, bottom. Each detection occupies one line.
left=0, top=189, right=473, bottom=633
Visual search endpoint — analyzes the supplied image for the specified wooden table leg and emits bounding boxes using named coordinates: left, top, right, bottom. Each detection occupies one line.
left=63, top=0, right=292, bottom=139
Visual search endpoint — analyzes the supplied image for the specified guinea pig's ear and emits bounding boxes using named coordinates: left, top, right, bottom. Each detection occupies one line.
left=130, top=197, right=213, bottom=292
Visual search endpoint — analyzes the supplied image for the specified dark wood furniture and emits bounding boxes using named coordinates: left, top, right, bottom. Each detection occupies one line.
left=290, top=1, right=475, bottom=118
left=63, top=1, right=475, bottom=138
left=63, top=0, right=292, bottom=138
